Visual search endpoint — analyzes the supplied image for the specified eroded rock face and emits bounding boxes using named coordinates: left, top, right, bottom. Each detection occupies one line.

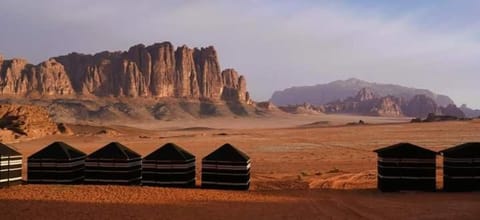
left=440, top=104, right=465, bottom=118
left=0, top=42, right=250, bottom=103
left=403, top=95, right=438, bottom=118
left=0, top=104, right=59, bottom=140
left=0, top=58, right=74, bottom=96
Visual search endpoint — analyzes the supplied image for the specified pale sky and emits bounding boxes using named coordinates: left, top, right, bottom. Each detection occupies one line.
left=1, top=0, right=479, bottom=108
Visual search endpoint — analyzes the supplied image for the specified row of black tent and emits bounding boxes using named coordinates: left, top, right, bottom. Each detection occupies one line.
left=375, top=142, right=480, bottom=192
left=0, top=142, right=251, bottom=190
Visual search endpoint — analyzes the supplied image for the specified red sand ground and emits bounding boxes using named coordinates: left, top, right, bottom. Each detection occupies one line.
left=1, top=118, right=480, bottom=219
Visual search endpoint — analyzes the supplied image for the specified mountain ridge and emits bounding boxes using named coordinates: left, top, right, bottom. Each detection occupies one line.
left=0, top=42, right=250, bottom=103
left=271, top=78, right=454, bottom=107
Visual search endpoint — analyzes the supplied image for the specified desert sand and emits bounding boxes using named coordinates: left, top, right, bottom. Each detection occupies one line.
left=1, top=114, right=480, bottom=219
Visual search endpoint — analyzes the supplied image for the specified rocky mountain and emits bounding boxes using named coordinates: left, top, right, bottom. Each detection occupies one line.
left=459, top=104, right=480, bottom=118
left=322, top=88, right=464, bottom=118
left=0, top=42, right=250, bottom=103
left=270, top=78, right=454, bottom=107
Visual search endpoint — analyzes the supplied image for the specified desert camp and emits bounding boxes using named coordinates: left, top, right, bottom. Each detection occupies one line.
left=374, top=143, right=437, bottom=192
left=142, top=143, right=196, bottom=187
left=0, top=143, right=22, bottom=187
left=440, top=142, right=480, bottom=191
left=202, top=143, right=251, bottom=190
left=84, top=142, right=142, bottom=185
left=27, top=142, right=86, bottom=184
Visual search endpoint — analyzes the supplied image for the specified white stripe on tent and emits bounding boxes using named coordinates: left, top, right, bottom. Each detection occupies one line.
left=378, top=158, right=435, bottom=163
left=142, top=179, right=195, bottom=184
left=378, top=165, right=435, bottom=169
left=202, top=181, right=250, bottom=186
left=444, top=157, right=480, bottom=163
left=202, top=163, right=251, bottom=170
left=29, top=156, right=86, bottom=162
left=0, top=177, right=22, bottom=183
left=0, top=155, right=22, bottom=159
left=85, top=169, right=141, bottom=173
left=444, top=175, right=480, bottom=179
left=84, top=177, right=141, bottom=183
left=0, top=168, right=22, bottom=172
left=29, top=176, right=84, bottom=183
left=85, top=161, right=141, bottom=167
left=202, top=172, right=249, bottom=176
left=142, top=162, right=195, bottom=169
left=444, top=165, right=480, bottom=169
left=28, top=167, right=84, bottom=173
left=0, top=160, right=22, bottom=166
left=143, top=171, right=194, bottom=175
left=377, top=174, right=435, bottom=180
left=28, top=160, right=85, bottom=168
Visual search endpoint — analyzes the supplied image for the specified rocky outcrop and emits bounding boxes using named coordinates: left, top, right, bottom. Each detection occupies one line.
left=0, top=104, right=60, bottom=141
left=0, top=58, right=74, bottom=96
left=355, top=87, right=377, bottom=102
left=460, top=104, right=480, bottom=118
left=321, top=89, right=464, bottom=118
left=322, top=88, right=403, bottom=117
left=373, top=96, right=403, bottom=117
left=0, top=42, right=250, bottom=103
left=439, top=104, right=465, bottom=118
left=403, top=95, right=439, bottom=118
left=271, top=78, right=455, bottom=106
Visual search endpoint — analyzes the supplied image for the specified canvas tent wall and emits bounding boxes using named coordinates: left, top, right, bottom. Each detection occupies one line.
left=374, top=143, right=437, bottom=192
left=28, top=142, right=86, bottom=184
left=202, top=143, right=251, bottom=190
left=440, top=142, right=480, bottom=191
left=142, top=143, right=195, bottom=187
left=85, top=142, right=142, bottom=185
left=0, top=143, right=22, bottom=187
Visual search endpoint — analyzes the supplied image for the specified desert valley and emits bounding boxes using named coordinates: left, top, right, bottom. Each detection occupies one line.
left=0, top=40, right=480, bottom=219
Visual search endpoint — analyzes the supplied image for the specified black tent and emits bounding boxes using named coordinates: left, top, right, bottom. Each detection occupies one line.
left=142, top=143, right=195, bottom=187
left=28, top=142, right=86, bottom=184
left=85, top=142, right=142, bottom=185
left=440, top=142, right=480, bottom=191
left=0, top=143, right=22, bottom=187
left=202, top=143, right=251, bottom=190
left=374, top=143, right=437, bottom=192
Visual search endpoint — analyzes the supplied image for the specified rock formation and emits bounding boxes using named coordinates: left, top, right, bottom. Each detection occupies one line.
left=0, top=104, right=60, bottom=141
left=271, top=78, right=454, bottom=106
left=459, top=104, right=480, bottom=118
left=403, top=95, right=439, bottom=118
left=439, top=104, right=465, bottom=118
left=321, top=88, right=463, bottom=118
left=0, top=42, right=250, bottom=103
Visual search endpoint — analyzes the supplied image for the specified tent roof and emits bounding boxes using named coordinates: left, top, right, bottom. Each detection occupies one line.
left=373, top=142, right=436, bottom=158
left=144, top=143, right=194, bottom=161
left=88, top=142, right=141, bottom=159
left=29, top=141, right=86, bottom=160
left=0, top=143, right=21, bottom=156
left=203, top=143, right=250, bottom=162
left=439, top=142, right=480, bottom=157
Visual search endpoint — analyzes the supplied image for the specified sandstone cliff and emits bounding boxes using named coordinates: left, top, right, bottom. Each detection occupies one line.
left=0, top=42, right=250, bottom=103
left=321, top=88, right=464, bottom=118
left=0, top=104, right=61, bottom=142
left=271, top=78, right=454, bottom=106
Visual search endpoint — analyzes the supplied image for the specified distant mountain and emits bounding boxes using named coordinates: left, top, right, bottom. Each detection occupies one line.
left=460, top=104, right=480, bottom=118
left=270, top=78, right=454, bottom=107
left=322, top=87, right=465, bottom=118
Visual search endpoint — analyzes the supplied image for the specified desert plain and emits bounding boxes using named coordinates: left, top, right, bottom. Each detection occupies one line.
left=1, top=114, right=480, bottom=219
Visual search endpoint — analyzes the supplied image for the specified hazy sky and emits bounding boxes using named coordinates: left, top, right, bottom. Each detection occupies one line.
left=1, top=0, right=479, bottom=108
